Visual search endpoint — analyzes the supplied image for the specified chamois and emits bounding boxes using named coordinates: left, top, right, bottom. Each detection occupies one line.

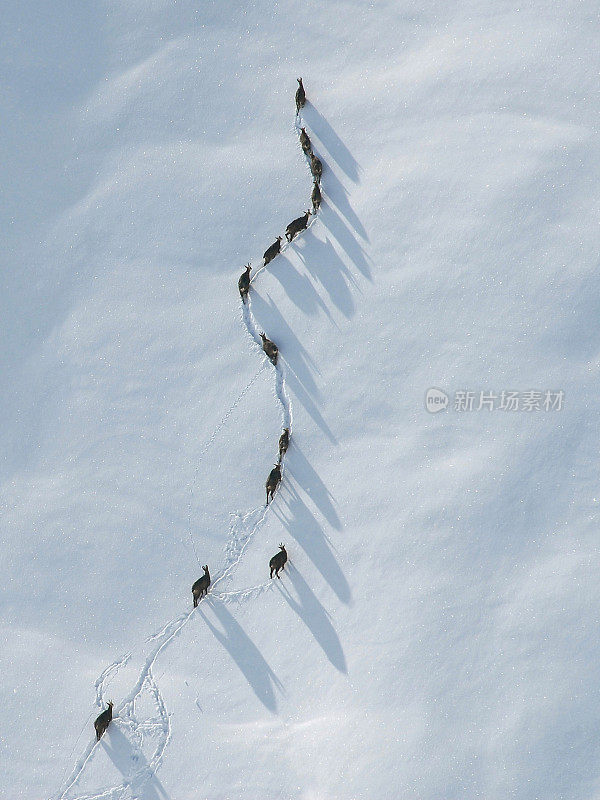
left=269, top=544, right=288, bottom=578
left=278, top=428, right=290, bottom=461
left=266, top=464, right=282, bottom=504
left=299, top=127, right=312, bottom=155
left=295, top=78, right=306, bottom=114
left=94, top=701, right=113, bottom=741
left=286, top=211, right=310, bottom=242
left=192, top=565, right=210, bottom=607
left=238, top=263, right=251, bottom=302
left=260, top=333, right=278, bottom=365
left=310, top=153, right=323, bottom=183
left=311, top=180, right=322, bottom=213
left=263, top=236, right=282, bottom=266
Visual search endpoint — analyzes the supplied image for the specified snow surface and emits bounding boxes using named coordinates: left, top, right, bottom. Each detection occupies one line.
left=2, top=1, right=600, bottom=798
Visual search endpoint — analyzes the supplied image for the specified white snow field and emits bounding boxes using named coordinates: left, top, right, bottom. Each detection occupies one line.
left=2, top=0, right=600, bottom=798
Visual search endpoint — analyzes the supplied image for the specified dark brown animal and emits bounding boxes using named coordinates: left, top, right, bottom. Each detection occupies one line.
left=311, top=181, right=321, bottom=212
left=295, top=78, right=306, bottom=114
left=266, top=464, right=282, bottom=504
left=260, top=333, right=278, bottom=365
left=238, top=264, right=251, bottom=302
left=263, top=236, right=282, bottom=266
left=278, top=428, right=290, bottom=460
left=94, top=701, right=113, bottom=741
left=269, top=544, right=288, bottom=578
left=286, top=211, right=310, bottom=242
left=192, top=565, right=210, bottom=607
left=310, top=154, right=323, bottom=182
left=299, top=127, right=312, bottom=155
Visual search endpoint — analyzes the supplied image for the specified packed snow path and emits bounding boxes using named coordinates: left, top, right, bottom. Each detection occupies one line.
left=54, top=90, right=324, bottom=800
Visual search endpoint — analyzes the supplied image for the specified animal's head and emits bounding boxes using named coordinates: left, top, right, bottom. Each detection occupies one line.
left=108, top=700, right=114, bottom=709
left=277, top=235, right=282, bottom=242
left=203, top=565, right=209, bottom=573
left=279, top=543, right=286, bottom=552
left=297, top=78, right=303, bottom=84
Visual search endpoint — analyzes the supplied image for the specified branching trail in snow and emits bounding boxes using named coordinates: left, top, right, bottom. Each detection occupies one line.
left=54, top=94, right=320, bottom=800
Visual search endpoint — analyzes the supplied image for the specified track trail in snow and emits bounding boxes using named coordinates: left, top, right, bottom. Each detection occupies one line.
left=53, top=99, right=321, bottom=800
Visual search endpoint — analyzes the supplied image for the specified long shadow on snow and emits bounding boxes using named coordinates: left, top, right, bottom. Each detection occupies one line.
left=302, top=103, right=361, bottom=184
left=299, top=105, right=369, bottom=260
left=295, top=231, right=357, bottom=319
left=274, top=480, right=351, bottom=606
left=286, top=442, right=342, bottom=531
left=321, top=164, right=369, bottom=245
left=277, top=564, right=347, bottom=673
left=250, top=289, right=320, bottom=390
left=199, top=599, right=283, bottom=713
left=102, top=724, right=170, bottom=800
left=267, top=253, right=333, bottom=319
left=318, top=199, right=371, bottom=281
left=250, top=289, right=337, bottom=444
